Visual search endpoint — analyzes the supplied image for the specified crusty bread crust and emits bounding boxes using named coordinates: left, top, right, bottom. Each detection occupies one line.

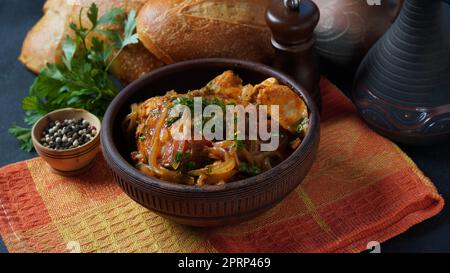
left=136, top=0, right=273, bottom=65
left=19, top=0, right=72, bottom=73
left=110, top=43, right=165, bottom=83
left=20, top=0, right=273, bottom=82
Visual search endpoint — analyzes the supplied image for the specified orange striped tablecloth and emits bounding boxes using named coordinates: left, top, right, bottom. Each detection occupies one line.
left=0, top=78, right=444, bottom=253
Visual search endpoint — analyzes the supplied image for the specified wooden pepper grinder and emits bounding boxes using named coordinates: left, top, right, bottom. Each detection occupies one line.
left=266, top=0, right=321, bottom=109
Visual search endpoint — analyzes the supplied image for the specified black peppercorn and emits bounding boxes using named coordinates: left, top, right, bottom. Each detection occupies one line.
left=39, top=118, right=97, bottom=150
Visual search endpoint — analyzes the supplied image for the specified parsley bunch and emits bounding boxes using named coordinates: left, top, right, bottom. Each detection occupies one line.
left=9, top=3, right=139, bottom=151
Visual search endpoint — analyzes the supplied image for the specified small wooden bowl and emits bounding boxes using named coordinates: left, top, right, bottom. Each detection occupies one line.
left=32, top=108, right=101, bottom=176
left=101, top=59, right=321, bottom=227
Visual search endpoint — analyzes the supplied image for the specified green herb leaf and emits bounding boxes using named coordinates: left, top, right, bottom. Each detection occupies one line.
left=87, top=3, right=99, bottom=29
left=22, top=96, right=38, bottom=111
left=104, top=9, right=139, bottom=71
left=173, top=97, right=195, bottom=110
left=122, top=10, right=139, bottom=47
left=295, top=117, right=309, bottom=135
left=97, top=8, right=124, bottom=25
left=209, top=97, right=227, bottom=112
left=175, top=151, right=184, bottom=163
left=9, top=125, right=33, bottom=152
left=98, top=29, right=122, bottom=48
left=238, top=163, right=261, bottom=177
left=235, top=140, right=246, bottom=150
left=88, top=37, right=112, bottom=65
left=61, top=35, right=77, bottom=70
left=69, top=22, right=85, bottom=41
left=122, top=33, right=139, bottom=48
left=166, top=113, right=182, bottom=127
left=11, top=4, right=139, bottom=152
left=185, top=161, right=199, bottom=171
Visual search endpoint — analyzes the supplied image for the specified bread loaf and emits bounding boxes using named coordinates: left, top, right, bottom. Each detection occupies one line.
left=137, top=0, right=273, bottom=65
left=19, top=0, right=72, bottom=74
left=19, top=0, right=164, bottom=82
left=20, top=0, right=274, bottom=83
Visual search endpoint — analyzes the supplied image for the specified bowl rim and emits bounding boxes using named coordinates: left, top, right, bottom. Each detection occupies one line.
left=32, top=108, right=101, bottom=154
left=102, top=58, right=320, bottom=193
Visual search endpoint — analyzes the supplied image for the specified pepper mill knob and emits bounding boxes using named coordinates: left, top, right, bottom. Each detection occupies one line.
left=266, top=0, right=321, bottom=109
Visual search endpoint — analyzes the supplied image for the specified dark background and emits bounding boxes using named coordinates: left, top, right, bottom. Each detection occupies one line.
left=0, top=0, right=449, bottom=253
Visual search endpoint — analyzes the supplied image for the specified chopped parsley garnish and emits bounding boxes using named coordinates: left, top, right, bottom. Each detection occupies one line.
left=238, top=163, right=262, bottom=177
left=173, top=97, right=195, bottom=110
left=166, top=112, right=182, bottom=126
left=209, top=97, right=227, bottom=112
left=174, top=151, right=184, bottom=163
left=234, top=140, right=246, bottom=150
left=295, top=117, right=310, bottom=135
left=185, top=161, right=199, bottom=171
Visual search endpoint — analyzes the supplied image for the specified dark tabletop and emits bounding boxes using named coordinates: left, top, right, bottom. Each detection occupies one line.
left=0, top=0, right=449, bottom=253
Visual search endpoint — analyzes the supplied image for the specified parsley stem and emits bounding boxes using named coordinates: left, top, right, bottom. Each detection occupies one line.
left=105, top=47, right=124, bottom=73
left=78, top=8, right=89, bottom=52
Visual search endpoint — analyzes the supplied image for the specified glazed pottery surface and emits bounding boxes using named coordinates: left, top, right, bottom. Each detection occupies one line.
left=32, top=108, right=101, bottom=176
left=314, top=0, right=403, bottom=67
left=353, top=0, right=450, bottom=145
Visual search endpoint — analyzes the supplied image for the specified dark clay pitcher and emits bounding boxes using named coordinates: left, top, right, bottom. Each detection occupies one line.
left=353, top=0, right=450, bottom=145
left=314, top=0, right=403, bottom=67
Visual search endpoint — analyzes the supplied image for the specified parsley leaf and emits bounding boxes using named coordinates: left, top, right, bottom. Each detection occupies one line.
left=238, top=163, right=261, bottom=177
left=10, top=3, right=139, bottom=152
left=175, top=151, right=184, bottom=163
left=8, top=125, right=33, bottom=152
left=61, top=35, right=76, bottom=70
left=295, top=117, right=310, bottom=135
left=97, top=7, right=124, bottom=25
left=87, top=3, right=99, bottom=29
left=122, top=10, right=139, bottom=47
left=104, top=9, right=140, bottom=72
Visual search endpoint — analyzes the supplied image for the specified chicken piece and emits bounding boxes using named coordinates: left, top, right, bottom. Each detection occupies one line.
left=256, top=83, right=308, bottom=134
left=241, top=77, right=279, bottom=103
left=136, top=96, right=168, bottom=121
left=241, top=84, right=256, bottom=103
left=206, top=70, right=243, bottom=100
left=160, top=139, right=213, bottom=170
left=134, top=96, right=168, bottom=161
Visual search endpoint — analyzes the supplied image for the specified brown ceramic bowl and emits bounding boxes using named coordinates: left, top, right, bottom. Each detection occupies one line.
left=32, top=108, right=101, bottom=176
left=101, top=59, right=320, bottom=227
